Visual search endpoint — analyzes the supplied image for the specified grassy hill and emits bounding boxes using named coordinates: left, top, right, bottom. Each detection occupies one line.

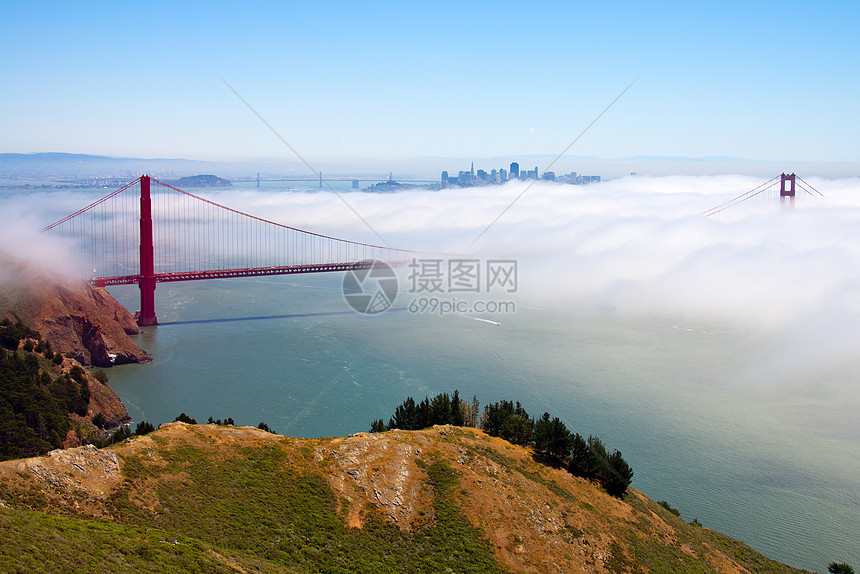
left=0, top=422, right=812, bottom=573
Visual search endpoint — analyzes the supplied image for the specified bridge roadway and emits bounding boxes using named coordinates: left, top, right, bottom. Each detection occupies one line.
left=92, top=261, right=376, bottom=287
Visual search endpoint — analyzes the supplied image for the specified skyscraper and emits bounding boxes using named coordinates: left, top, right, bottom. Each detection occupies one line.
left=510, top=162, right=519, bottom=179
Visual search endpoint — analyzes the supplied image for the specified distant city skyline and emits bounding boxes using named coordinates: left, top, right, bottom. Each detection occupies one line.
left=2, top=2, right=859, bottom=169
left=441, top=160, right=600, bottom=187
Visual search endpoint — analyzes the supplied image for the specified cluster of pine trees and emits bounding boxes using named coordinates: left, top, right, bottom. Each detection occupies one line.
left=483, top=400, right=633, bottom=497
left=369, top=390, right=477, bottom=432
left=370, top=391, right=634, bottom=497
left=0, top=320, right=40, bottom=351
left=0, top=321, right=91, bottom=460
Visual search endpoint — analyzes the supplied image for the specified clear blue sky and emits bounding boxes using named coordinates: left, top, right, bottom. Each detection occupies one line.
left=2, top=1, right=858, bottom=164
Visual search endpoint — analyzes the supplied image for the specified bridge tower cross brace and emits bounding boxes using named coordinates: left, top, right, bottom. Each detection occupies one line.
left=137, top=175, right=158, bottom=326
left=780, top=173, right=796, bottom=207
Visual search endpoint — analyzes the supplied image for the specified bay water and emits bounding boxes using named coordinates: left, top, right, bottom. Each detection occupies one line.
left=105, top=274, right=859, bottom=573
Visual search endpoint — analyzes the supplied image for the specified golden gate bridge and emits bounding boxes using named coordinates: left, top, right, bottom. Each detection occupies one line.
left=42, top=173, right=824, bottom=327
left=42, top=175, right=417, bottom=327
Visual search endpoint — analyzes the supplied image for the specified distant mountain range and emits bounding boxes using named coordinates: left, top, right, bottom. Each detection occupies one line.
left=0, top=153, right=261, bottom=180
left=0, top=152, right=421, bottom=181
left=1, top=152, right=856, bottom=180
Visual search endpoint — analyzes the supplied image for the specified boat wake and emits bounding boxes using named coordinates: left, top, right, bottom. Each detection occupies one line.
left=468, top=317, right=501, bottom=326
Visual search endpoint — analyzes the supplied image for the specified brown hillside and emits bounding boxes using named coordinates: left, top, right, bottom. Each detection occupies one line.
left=0, top=251, right=150, bottom=366
left=0, top=423, right=812, bottom=574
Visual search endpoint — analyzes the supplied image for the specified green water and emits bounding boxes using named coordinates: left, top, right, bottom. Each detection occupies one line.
left=105, top=274, right=859, bottom=573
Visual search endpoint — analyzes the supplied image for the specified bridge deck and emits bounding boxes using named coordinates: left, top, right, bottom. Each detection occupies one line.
left=91, top=262, right=374, bottom=287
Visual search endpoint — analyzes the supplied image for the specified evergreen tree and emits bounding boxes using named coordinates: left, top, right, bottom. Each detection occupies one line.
left=482, top=400, right=516, bottom=436
left=450, top=390, right=465, bottom=426
left=134, top=420, right=155, bottom=436
left=257, top=421, right=275, bottom=433
left=500, top=414, right=533, bottom=446
left=568, top=432, right=589, bottom=470
left=430, top=393, right=452, bottom=426
left=481, top=401, right=506, bottom=436
left=482, top=400, right=533, bottom=444
left=829, top=563, right=855, bottom=574
left=534, top=412, right=553, bottom=453
left=584, top=435, right=608, bottom=477
left=390, top=396, right=417, bottom=430
left=174, top=412, right=197, bottom=424
left=603, top=449, right=634, bottom=498
left=415, top=396, right=432, bottom=429
left=546, top=416, right=572, bottom=459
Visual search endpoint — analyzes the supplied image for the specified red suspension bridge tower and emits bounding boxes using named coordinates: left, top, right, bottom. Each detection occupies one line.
left=780, top=173, right=796, bottom=207
left=138, top=175, right=158, bottom=326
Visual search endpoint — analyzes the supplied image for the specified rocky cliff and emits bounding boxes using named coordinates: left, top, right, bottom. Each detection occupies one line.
left=0, top=251, right=149, bottom=367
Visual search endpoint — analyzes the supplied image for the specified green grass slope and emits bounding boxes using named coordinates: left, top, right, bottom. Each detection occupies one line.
left=0, top=423, right=814, bottom=574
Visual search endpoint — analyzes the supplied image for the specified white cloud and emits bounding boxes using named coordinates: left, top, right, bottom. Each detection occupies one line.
left=194, top=177, right=860, bottom=331
left=0, top=194, right=83, bottom=277
left=206, top=176, right=860, bottom=394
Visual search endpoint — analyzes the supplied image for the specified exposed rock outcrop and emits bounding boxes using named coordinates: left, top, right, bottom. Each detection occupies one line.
left=18, top=444, right=122, bottom=499
left=321, top=430, right=432, bottom=527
